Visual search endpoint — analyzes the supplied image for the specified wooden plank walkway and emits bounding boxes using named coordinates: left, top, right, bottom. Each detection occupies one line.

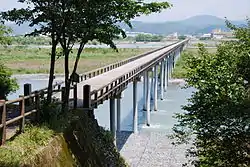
left=74, top=41, right=183, bottom=107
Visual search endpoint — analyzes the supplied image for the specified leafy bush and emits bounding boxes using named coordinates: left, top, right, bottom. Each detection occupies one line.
left=172, top=20, right=250, bottom=167
left=0, top=63, right=19, bottom=99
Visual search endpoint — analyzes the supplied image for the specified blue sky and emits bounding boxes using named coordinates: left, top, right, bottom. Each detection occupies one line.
left=1, top=0, right=250, bottom=22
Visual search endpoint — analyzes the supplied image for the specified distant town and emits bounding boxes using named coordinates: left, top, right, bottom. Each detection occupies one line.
left=125, top=28, right=235, bottom=42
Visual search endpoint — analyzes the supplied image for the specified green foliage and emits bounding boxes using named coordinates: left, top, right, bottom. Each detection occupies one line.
left=178, top=35, right=187, bottom=40
left=0, top=125, right=54, bottom=167
left=0, top=23, right=17, bottom=99
left=172, top=20, right=250, bottom=166
left=11, top=36, right=51, bottom=45
left=0, top=63, right=19, bottom=99
left=199, top=37, right=212, bottom=40
left=0, top=23, right=12, bottom=45
left=135, top=33, right=164, bottom=42
left=1, top=0, right=171, bottom=104
left=172, top=51, right=196, bottom=78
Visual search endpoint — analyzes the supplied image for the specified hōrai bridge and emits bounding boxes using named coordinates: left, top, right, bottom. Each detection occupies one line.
left=0, top=39, right=189, bottom=145
left=76, top=39, right=189, bottom=141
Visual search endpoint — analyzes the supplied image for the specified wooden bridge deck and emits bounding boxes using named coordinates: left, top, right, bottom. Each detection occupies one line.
left=74, top=41, right=182, bottom=106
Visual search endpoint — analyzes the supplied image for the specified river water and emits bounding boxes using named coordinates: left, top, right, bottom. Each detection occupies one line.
left=94, top=80, right=193, bottom=133
left=9, top=75, right=193, bottom=132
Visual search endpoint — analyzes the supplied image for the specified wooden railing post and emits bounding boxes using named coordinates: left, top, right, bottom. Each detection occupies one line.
left=24, top=83, right=32, bottom=105
left=0, top=100, right=6, bottom=145
left=83, top=85, right=91, bottom=109
left=35, top=91, right=40, bottom=122
left=94, top=92, right=98, bottom=108
left=73, top=84, right=77, bottom=109
left=19, top=95, right=25, bottom=133
left=83, top=85, right=93, bottom=118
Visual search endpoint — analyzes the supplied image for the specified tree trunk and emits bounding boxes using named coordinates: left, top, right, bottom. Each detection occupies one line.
left=72, top=42, right=85, bottom=75
left=63, top=50, right=70, bottom=112
left=47, top=42, right=57, bottom=103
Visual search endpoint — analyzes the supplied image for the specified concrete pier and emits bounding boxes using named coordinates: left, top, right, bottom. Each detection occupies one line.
left=146, top=70, right=151, bottom=126
left=133, top=80, right=138, bottom=133
left=153, top=64, right=158, bottom=111
left=110, top=98, right=116, bottom=140
left=116, top=93, right=121, bottom=132
left=160, top=62, right=164, bottom=100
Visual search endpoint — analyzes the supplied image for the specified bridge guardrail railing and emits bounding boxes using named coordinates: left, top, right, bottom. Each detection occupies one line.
left=83, top=39, right=189, bottom=108
left=78, top=41, right=180, bottom=81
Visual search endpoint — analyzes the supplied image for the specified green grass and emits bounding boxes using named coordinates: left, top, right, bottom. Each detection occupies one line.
left=172, top=48, right=216, bottom=79
left=0, top=125, right=54, bottom=167
left=0, top=46, right=151, bottom=74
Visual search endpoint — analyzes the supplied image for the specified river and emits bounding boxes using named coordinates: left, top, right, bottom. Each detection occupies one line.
left=9, top=75, right=193, bottom=132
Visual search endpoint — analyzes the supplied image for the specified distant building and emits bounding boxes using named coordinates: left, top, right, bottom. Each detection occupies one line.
left=166, top=32, right=178, bottom=40
left=211, top=28, right=234, bottom=39
left=125, top=31, right=154, bottom=37
left=201, top=33, right=212, bottom=38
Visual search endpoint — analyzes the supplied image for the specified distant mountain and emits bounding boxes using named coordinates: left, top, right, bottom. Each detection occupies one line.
left=7, top=22, right=37, bottom=35
left=6, top=15, right=246, bottom=35
left=121, top=15, right=246, bottom=35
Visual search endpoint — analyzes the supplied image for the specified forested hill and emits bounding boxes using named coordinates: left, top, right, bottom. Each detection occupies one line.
left=120, top=15, right=245, bottom=35
left=6, top=15, right=245, bottom=35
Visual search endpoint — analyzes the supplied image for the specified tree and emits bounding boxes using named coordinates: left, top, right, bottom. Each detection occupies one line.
left=135, top=33, right=163, bottom=42
left=2, top=0, right=172, bottom=109
left=0, top=22, right=12, bottom=45
left=178, top=35, right=186, bottom=40
left=58, top=1, right=171, bottom=111
left=0, top=64, right=19, bottom=100
left=172, top=20, right=250, bottom=166
left=2, top=1, right=68, bottom=103
left=0, top=23, right=18, bottom=99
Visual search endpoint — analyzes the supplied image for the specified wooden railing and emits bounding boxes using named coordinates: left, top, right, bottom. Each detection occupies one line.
left=0, top=84, right=77, bottom=145
left=78, top=41, right=179, bottom=81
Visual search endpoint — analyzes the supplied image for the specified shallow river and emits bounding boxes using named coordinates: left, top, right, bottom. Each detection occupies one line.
left=9, top=75, right=194, bottom=132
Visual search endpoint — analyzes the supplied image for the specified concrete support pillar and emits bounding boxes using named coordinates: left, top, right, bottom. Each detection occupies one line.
left=116, top=93, right=121, bottom=132
left=110, top=98, right=116, bottom=141
left=176, top=49, right=181, bottom=60
left=164, top=58, right=168, bottom=91
left=143, top=72, right=147, bottom=111
left=169, top=54, right=172, bottom=79
left=167, top=57, right=169, bottom=86
left=150, top=67, right=154, bottom=101
left=163, top=58, right=167, bottom=92
left=146, top=70, right=151, bottom=126
left=133, top=80, right=138, bottom=133
left=160, top=61, right=164, bottom=100
left=153, top=64, right=158, bottom=111
left=172, top=53, right=175, bottom=71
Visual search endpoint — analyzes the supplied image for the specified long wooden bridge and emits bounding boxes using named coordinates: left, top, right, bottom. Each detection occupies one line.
left=0, top=39, right=189, bottom=145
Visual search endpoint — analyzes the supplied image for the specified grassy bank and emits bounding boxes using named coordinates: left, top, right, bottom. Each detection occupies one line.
left=0, top=107, right=127, bottom=167
left=0, top=46, right=150, bottom=74
left=172, top=47, right=216, bottom=79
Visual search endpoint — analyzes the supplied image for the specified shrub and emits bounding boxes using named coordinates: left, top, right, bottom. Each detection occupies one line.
left=0, top=63, right=19, bottom=99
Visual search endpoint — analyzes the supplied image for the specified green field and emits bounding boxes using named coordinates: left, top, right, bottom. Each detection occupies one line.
left=172, top=47, right=217, bottom=79
left=0, top=46, right=151, bottom=74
